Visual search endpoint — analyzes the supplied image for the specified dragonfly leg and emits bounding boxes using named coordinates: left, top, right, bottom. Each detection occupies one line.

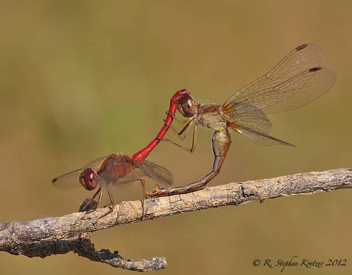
left=147, top=129, right=231, bottom=197
left=103, top=188, right=115, bottom=208
left=80, top=187, right=102, bottom=212
left=164, top=118, right=195, bottom=140
left=161, top=123, right=198, bottom=153
left=139, top=179, right=146, bottom=219
left=98, top=188, right=116, bottom=219
left=164, top=110, right=192, bottom=125
left=111, top=178, right=147, bottom=218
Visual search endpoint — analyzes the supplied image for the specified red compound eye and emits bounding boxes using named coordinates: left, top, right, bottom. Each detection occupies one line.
left=178, top=95, right=196, bottom=117
left=79, top=168, right=98, bottom=191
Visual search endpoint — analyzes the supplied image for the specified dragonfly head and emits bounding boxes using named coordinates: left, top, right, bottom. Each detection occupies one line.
left=79, top=168, right=98, bottom=191
left=177, top=94, right=196, bottom=117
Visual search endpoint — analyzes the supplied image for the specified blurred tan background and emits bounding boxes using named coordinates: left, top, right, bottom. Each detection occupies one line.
left=0, top=1, right=351, bottom=274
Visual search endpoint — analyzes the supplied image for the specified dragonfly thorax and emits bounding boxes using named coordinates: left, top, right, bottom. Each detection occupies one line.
left=197, top=104, right=228, bottom=131
left=99, top=154, right=134, bottom=184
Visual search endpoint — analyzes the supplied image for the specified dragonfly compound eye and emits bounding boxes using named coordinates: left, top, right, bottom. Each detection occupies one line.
left=179, top=95, right=196, bottom=117
left=79, top=168, right=98, bottom=191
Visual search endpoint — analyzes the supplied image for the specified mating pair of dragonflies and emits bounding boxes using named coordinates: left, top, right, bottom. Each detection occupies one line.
left=52, top=44, right=336, bottom=216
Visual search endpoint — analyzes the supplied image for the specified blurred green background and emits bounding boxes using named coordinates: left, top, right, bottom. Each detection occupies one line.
left=0, top=1, right=351, bottom=274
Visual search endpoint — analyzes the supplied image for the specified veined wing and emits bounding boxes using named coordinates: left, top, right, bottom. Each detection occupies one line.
left=113, top=159, right=173, bottom=186
left=223, top=44, right=335, bottom=146
left=224, top=101, right=294, bottom=146
left=136, top=160, right=173, bottom=186
left=230, top=122, right=294, bottom=146
left=223, top=44, right=336, bottom=114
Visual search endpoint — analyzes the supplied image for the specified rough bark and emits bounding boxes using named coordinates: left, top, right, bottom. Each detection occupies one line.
left=0, top=168, right=351, bottom=271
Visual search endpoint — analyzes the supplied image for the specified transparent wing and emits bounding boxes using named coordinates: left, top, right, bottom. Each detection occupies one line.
left=136, top=160, right=173, bottom=186
left=223, top=44, right=336, bottom=113
left=222, top=44, right=336, bottom=146
left=52, top=156, right=106, bottom=190
left=226, top=104, right=293, bottom=146
left=113, top=160, right=173, bottom=186
left=231, top=123, right=294, bottom=146
left=228, top=103, right=273, bottom=135
left=112, top=167, right=145, bottom=186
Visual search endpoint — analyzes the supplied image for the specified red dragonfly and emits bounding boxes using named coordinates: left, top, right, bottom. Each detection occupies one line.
left=133, top=44, right=336, bottom=197
left=52, top=154, right=173, bottom=216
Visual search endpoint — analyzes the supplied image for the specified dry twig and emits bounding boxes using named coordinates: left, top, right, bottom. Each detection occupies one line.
left=0, top=168, right=351, bottom=271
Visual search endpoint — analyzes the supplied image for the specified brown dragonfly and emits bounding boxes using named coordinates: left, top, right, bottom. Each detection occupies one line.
left=52, top=154, right=173, bottom=217
left=141, top=44, right=336, bottom=197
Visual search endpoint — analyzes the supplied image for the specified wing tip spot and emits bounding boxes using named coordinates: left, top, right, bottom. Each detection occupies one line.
left=296, top=44, right=308, bottom=51
left=309, top=67, right=322, bottom=72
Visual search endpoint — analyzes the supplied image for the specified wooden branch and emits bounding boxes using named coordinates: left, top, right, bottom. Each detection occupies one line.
left=1, top=168, right=351, bottom=271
